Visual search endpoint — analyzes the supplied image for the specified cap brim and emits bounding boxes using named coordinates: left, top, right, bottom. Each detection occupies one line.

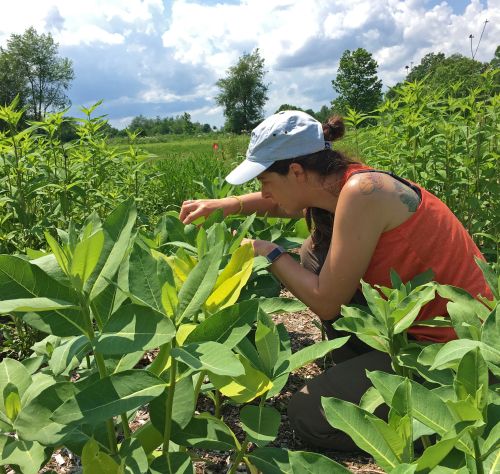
left=225, top=159, right=273, bottom=185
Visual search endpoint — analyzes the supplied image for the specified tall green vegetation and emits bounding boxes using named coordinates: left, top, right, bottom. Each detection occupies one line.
left=216, top=49, right=268, bottom=133
left=331, top=48, right=383, bottom=114
left=0, top=27, right=74, bottom=120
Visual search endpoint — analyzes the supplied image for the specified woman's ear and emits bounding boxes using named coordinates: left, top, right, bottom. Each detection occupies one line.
left=289, top=162, right=307, bottom=181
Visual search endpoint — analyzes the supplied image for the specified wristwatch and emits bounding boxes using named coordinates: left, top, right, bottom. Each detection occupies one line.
left=265, top=246, right=286, bottom=264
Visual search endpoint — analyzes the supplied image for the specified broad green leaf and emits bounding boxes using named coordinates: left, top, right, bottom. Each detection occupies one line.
left=172, top=341, right=244, bottom=376
left=397, top=345, right=454, bottom=386
left=111, top=351, right=146, bottom=374
left=474, top=257, right=499, bottom=300
left=4, top=385, right=21, bottom=421
left=44, top=231, right=70, bottom=275
left=481, top=305, right=499, bottom=353
left=416, top=437, right=462, bottom=472
left=82, top=438, right=122, bottom=474
left=240, top=405, right=281, bottom=447
left=368, top=416, right=405, bottom=461
left=150, top=376, right=195, bottom=431
left=482, top=422, right=500, bottom=459
left=89, top=198, right=137, bottom=300
left=95, top=304, right=175, bottom=355
left=446, top=301, right=483, bottom=340
left=278, top=337, right=350, bottom=376
left=255, top=311, right=281, bottom=376
left=0, top=255, right=85, bottom=334
left=14, top=381, right=81, bottom=445
left=196, top=227, right=208, bottom=258
left=70, top=229, right=105, bottom=288
left=436, top=284, right=490, bottom=320
left=248, top=447, right=352, bottom=473
left=128, top=244, right=163, bottom=312
left=390, top=464, right=416, bottom=474
left=131, top=421, right=163, bottom=454
left=20, top=372, right=59, bottom=406
left=256, top=297, right=307, bottom=314
left=228, top=213, right=256, bottom=254
left=170, top=413, right=237, bottom=451
left=483, top=447, right=500, bottom=474
left=119, top=438, right=149, bottom=474
left=431, top=340, right=500, bottom=374
left=446, top=398, right=483, bottom=422
left=52, top=370, right=166, bottom=426
left=0, top=297, right=77, bottom=313
left=393, top=285, right=436, bottom=334
left=322, top=397, right=401, bottom=471
left=91, top=263, right=129, bottom=326
left=209, top=354, right=273, bottom=403
left=454, top=348, right=488, bottom=411
left=49, top=335, right=90, bottom=376
left=361, top=279, right=388, bottom=322
left=149, top=452, right=194, bottom=474
left=338, top=305, right=387, bottom=336
left=360, top=387, right=384, bottom=413
left=0, top=358, right=31, bottom=413
left=367, top=371, right=455, bottom=436
left=185, top=300, right=258, bottom=348
left=0, top=434, right=51, bottom=474
left=176, top=243, right=223, bottom=322
left=205, top=243, right=253, bottom=311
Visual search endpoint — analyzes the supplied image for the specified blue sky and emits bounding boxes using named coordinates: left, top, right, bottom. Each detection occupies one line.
left=1, top=0, right=498, bottom=129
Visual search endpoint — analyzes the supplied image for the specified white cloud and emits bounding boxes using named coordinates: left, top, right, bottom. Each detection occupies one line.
left=0, top=0, right=499, bottom=128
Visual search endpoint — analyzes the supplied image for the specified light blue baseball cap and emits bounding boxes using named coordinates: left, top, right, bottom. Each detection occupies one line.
left=225, top=110, right=329, bottom=185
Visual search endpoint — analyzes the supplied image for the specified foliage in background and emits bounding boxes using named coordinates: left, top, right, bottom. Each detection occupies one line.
left=389, top=51, right=490, bottom=99
left=331, top=48, right=383, bottom=116
left=0, top=27, right=74, bottom=121
left=0, top=99, right=244, bottom=254
left=216, top=49, right=269, bottom=133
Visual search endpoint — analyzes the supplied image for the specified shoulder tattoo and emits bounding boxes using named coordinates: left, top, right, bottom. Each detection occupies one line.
left=394, top=180, right=419, bottom=212
left=358, top=174, right=384, bottom=195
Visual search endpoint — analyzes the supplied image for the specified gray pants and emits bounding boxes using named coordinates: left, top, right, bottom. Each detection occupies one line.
left=287, top=237, right=392, bottom=451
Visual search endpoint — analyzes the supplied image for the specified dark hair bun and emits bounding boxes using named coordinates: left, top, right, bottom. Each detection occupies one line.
left=323, top=116, right=345, bottom=141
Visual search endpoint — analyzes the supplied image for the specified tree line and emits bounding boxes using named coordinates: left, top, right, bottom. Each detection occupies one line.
left=1, top=27, right=498, bottom=136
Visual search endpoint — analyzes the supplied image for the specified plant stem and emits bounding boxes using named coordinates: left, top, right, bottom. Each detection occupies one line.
left=162, top=352, right=177, bottom=453
left=473, top=438, right=485, bottom=474
left=94, top=351, right=118, bottom=454
left=229, top=439, right=250, bottom=474
left=214, top=389, right=221, bottom=419
left=121, top=413, right=131, bottom=439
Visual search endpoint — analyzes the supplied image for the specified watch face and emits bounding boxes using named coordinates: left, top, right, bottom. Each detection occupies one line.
left=266, top=247, right=285, bottom=263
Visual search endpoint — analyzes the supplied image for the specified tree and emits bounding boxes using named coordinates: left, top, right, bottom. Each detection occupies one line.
left=0, top=27, right=74, bottom=120
left=275, top=104, right=304, bottom=113
left=331, top=48, right=382, bottom=114
left=215, top=49, right=268, bottom=133
left=407, top=52, right=486, bottom=97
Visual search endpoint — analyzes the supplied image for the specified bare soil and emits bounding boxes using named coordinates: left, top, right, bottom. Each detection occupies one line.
left=30, top=298, right=383, bottom=473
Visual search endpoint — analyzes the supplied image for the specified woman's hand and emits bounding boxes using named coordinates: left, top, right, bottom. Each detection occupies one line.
left=241, top=238, right=277, bottom=257
left=180, top=197, right=238, bottom=225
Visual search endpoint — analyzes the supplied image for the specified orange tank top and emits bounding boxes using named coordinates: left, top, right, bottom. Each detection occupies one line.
left=342, top=164, right=493, bottom=343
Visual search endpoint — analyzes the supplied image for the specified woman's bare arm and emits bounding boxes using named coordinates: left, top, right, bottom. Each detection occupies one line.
left=180, top=192, right=303, bottom=224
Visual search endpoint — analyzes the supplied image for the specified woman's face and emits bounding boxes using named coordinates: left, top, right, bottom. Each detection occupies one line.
left=257, top=169, right=304, bottom=214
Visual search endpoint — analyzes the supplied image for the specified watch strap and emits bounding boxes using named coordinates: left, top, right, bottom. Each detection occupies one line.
left=266, top=246, right=286, bottom=264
